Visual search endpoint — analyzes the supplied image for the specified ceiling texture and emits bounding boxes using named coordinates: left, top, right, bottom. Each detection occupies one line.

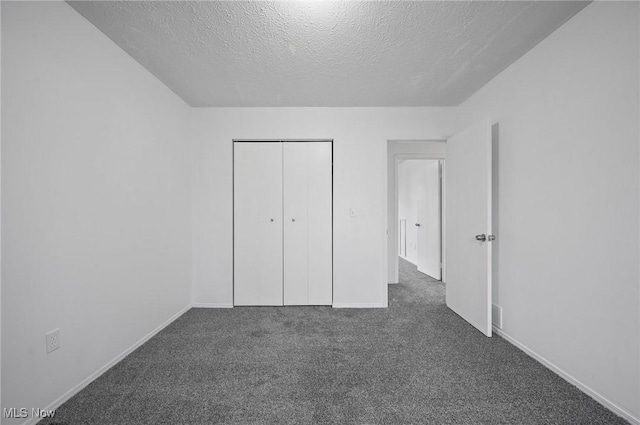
left=68, top=1, right=589, bottom=107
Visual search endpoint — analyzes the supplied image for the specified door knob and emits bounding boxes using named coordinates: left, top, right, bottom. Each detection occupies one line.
left=475, top=234, right=486, bottom=242
left=415, top=223, right=421, bottom=227
left=270, top=218, right=274, bottom=222
left=292, top=218, right=296, bottom=222
left=488, top=235, right=496, bottom=241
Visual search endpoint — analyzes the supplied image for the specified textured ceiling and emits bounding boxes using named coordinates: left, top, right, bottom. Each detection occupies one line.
left=68, top=1, right=589, bottom=107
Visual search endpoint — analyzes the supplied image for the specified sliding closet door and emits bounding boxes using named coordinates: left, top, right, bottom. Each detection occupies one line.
left=234, top=142, right=283, bottom=306
left=283, top=142, right=332, bottom=305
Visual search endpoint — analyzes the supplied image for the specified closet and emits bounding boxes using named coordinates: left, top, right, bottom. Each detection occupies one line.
left=233, top=140, right=332, bottom=306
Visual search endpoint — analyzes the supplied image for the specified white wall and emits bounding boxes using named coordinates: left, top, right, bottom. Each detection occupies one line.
left=1, top=2, right=191, bottom=423
left=458, top=3, right=639, bottom=422
left=191, top=108, right=456, bottom=307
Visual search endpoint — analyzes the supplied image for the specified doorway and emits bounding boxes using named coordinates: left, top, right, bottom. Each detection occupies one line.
left=398, top=159, right=443, bottom=280
left=387, top=122, right=495, bottom=337
left=387, top=140, right=446, bottom=285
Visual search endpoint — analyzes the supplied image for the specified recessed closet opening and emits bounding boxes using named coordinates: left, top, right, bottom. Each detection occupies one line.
left=232, top=140, right=334, bottom=306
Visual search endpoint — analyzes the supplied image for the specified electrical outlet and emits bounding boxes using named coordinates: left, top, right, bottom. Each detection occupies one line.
left=46, top=328, right=60, bottom=354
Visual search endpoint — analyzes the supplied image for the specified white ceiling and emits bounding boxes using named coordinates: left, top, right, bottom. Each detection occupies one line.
left=68, top=1, right=589, bottom=107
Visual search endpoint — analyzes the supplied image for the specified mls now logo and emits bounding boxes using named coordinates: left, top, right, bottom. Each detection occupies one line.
left=32, top=408, right=57, bottom=418
left=3, top=407, right=56, bottom=419
left=3, top=408, right=27, bottom=418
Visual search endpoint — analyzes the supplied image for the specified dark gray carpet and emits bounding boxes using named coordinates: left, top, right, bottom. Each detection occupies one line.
left=39, top=258, right=627, bottom=424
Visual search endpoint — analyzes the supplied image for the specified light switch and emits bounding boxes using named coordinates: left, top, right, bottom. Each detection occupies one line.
left=349, top=208, right=356, bottom=218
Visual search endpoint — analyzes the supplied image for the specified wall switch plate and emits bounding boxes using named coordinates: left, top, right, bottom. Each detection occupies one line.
left=349, top=208, right=356, bottom=218
left=46, top=328, right=60, bottom=354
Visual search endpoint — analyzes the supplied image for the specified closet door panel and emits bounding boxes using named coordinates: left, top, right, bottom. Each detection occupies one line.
left=283, top=143, right=309, bottom=305
left=307, top=142, right=333, bottom=305
left=234, top=142, right=283, bottom=306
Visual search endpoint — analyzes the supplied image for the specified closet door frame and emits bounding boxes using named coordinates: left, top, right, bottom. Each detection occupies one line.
left=232, top=139, right=334, bottom=307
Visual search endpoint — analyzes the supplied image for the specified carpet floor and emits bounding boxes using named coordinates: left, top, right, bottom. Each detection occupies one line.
left=39, top=258, right=627, bottom=424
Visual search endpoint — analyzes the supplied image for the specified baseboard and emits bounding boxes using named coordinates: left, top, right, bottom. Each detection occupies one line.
left=494, top=327, right=639, bottom=425
left=332, top=303, right=386, bottom=308
left=191, top=303, right=234, bottom=308
left=17, top=305, right=192, bottom=425
left=398, top=255, right=417, bottom=266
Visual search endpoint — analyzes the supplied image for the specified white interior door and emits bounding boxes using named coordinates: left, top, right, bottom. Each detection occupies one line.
left=445, top=121, right=493, bottom=336
left=417, top=160, right=442, bottom=280
left=283, top=142, right=332, bottom=305
left=234, top=142, right=283, bottom=306
left=306, top=142, right=332, bottom=305
left=283, top=143, right=309, bottom=305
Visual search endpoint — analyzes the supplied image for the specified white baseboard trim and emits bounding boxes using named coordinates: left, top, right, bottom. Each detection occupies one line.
left=332, top=303, right=386, bottom=308
left=398, top=255, right=417, bottom=266
left=191, top=303, right=234, bottom=308
left=18, top=305, right=192, bottom=425
left=494, top=327, right=640, bottom=425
